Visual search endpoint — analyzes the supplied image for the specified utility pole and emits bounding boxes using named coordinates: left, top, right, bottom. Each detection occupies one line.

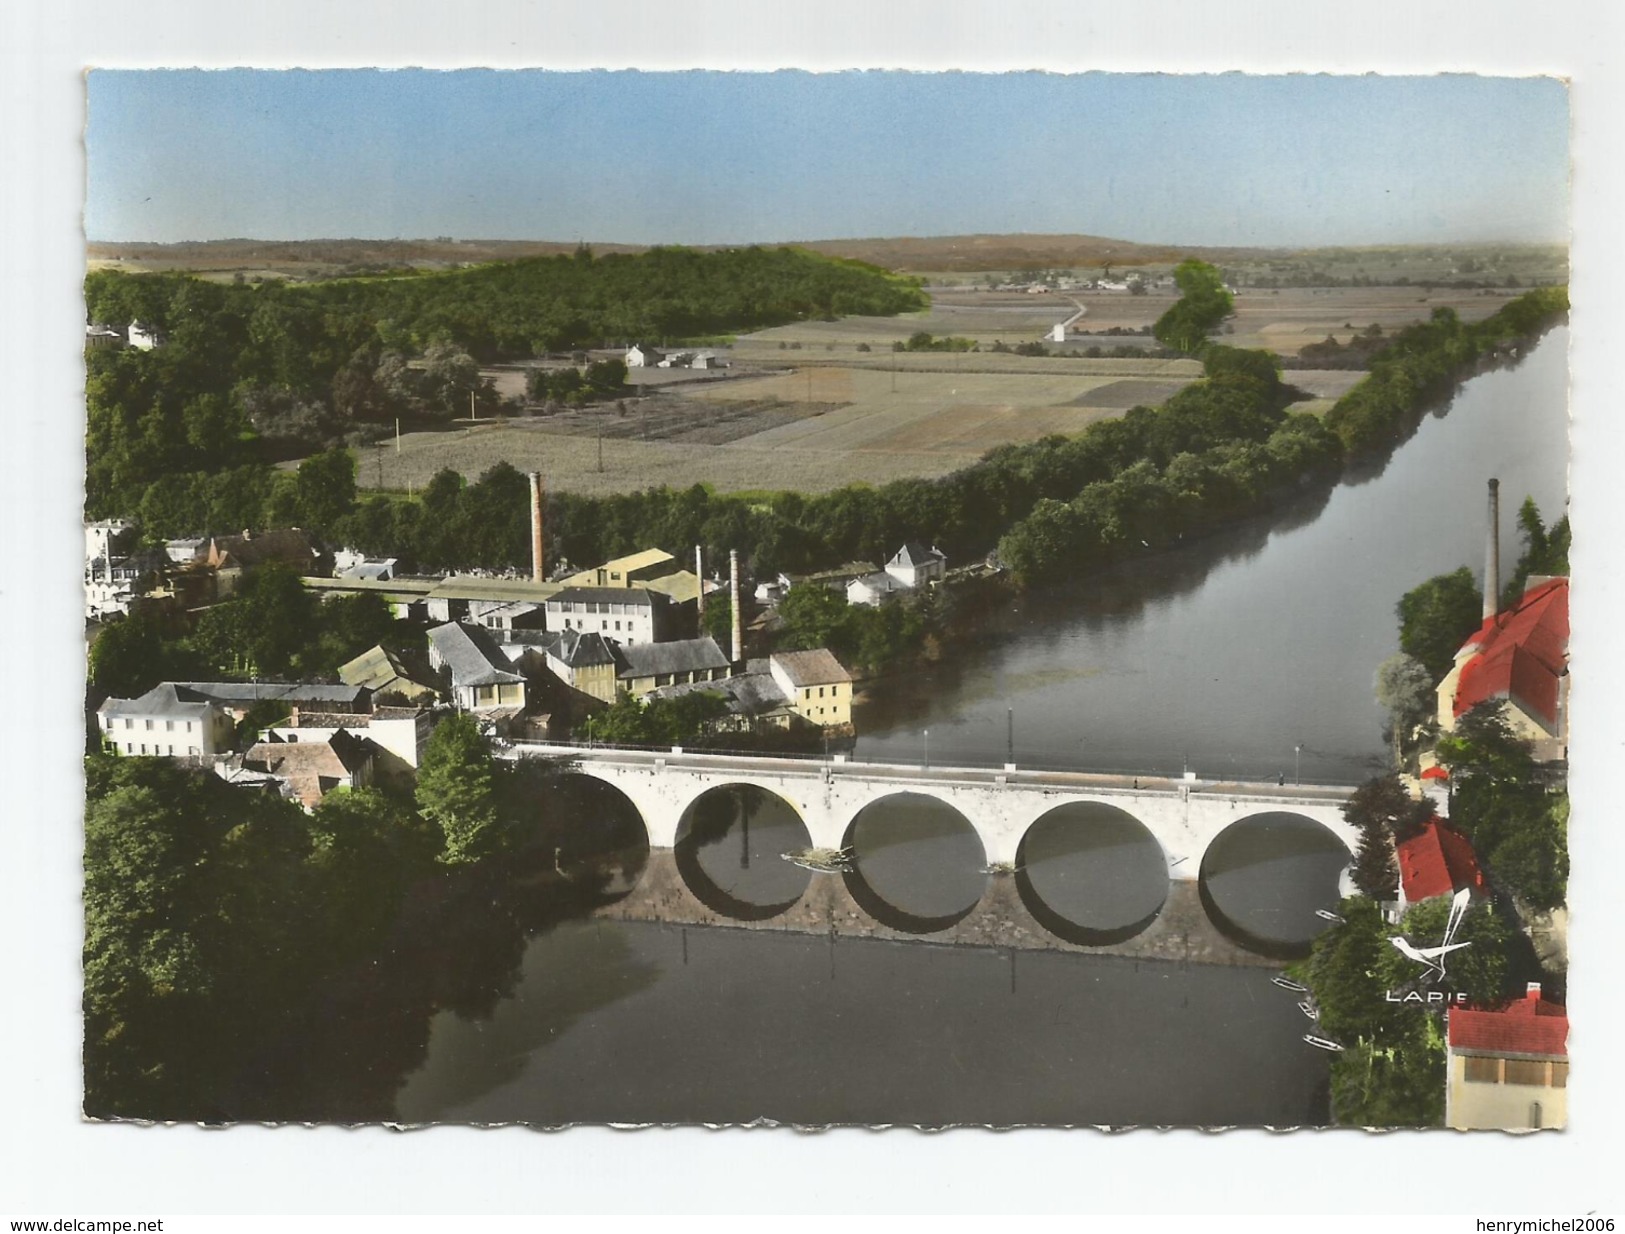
left=395, top=417, right=401, bottom=453
left=470, top=389, right=476, bottom=422
left=597, top=428, right=604, bottom=473
left=1007, top=707, right=1014, bottom=765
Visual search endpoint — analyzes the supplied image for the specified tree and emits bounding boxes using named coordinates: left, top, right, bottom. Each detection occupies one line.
left=416, top=714, right=503, bottom=865
left=89, top=612, right=169, bottom=700
left=1502, top=496, right=1570, bottom=607
left=1390, top=896, right=1516, bottom=1006
left=1397, top=567, right=1482, bottom=679
left=294, top=447, right=357, bottom=531
left=1153, top=259, right=1234, bottom=353
left=1375, top=652, right=1435, bottom=766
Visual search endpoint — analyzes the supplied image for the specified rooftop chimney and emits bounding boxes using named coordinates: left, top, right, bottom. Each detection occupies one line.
left=529, top=472, right=545, bottom=584
left=1484, top=477, right=1501, bottom=620
left=695, top=544, right=706, bottom=627
left=729, top=549, right=742, bottom=664
left=1526, top=981, right=1544, bottom=1001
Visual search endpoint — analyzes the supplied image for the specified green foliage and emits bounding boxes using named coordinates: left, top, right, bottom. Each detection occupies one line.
left=294, top=447, right=357, bottom=531
left=1438, top=704, right=1568, bottom=910
left=416, top=714, right=502, bottom=865
left=188, top=564, right=319, bottom=678
left=82, top=756, right=440, bottom=1118
left=585, top=691, right=730, bottom=746
left=1375, top=652, right=1435, bottom=765
left=895, top=331, right=976, bottom=353
left=1324, top=287, right=1567, bottom=455
left=1295, top=896, right=1445, bottom=1126
left=1397, top=567, right=1482, bottom=679
left=1394, top=897, right=1515, bottom=1006
left=1153, top=260, right=1234, bottom=353
left=1501, top=496, right=1570, bottom=607
left=89, top=612, right=202, bottom=700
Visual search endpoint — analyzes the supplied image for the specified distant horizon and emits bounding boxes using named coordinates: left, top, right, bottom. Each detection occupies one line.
left=85, top=231, right=1568, bottom=252
left=86, top=71, right=1570, bottom=250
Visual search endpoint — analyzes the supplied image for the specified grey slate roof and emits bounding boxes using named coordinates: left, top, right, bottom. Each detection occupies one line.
left=170, top=681, right=371, bottom=708
left=614, top=636, right=731, bottom=680
left=546, top=586, right=659, bottom=608
left=428, top=622, right=527, bottom=688
left=889, top=542, right=945, bottom=568
left=98, top=682, right=223, bottom=721
left=851, top=571, right=908, bottom=595
left=645, top=672, right=791, bottom=716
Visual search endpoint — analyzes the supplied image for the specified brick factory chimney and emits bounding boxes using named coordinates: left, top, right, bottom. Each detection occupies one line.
left=529, top=472, right=545, bottom=584
left=1484, top=477, right=1500, bottom=620
left=729, top=549, right=742, bottom=664
left=695, top=544, right=706, bottom=627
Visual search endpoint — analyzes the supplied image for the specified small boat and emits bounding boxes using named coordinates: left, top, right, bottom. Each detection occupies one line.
left=1271, top=976, right=1308, bottom=993
left=1297, top=1000, right=1319, bottom=1021
left=1303, top=1034, right=1345, bottom=1052
left=1314, top=909, right=1346, bottom=923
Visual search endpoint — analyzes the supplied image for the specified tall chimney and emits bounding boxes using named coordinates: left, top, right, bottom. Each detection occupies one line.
left=729, top=549, right=742, bottom=664
left=1484, top=477, right=1500, bottom=619
left=529, top=471, right=545, bottom=584
left=695, top=544, right=706, bottom=627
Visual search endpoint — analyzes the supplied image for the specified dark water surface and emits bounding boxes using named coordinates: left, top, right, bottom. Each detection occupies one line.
left=855, top=328, right=1569, bottom=785
left=395, top=919, right=1330, bottom=1126
left=391, top=328, right=1567, bottom=1125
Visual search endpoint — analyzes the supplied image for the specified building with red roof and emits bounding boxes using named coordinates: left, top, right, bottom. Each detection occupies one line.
left=1395, top=816, right=1488, bottom=912
left=1436, top=576, right=1568, bottom=761
left=1446, top=983, right=1568, bottom=1130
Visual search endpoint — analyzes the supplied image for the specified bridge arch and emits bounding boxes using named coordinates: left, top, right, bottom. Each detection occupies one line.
left=839, top=791, right=989, bottom=934
left=672, top=783, right=814, bottom=920
left=1197, top=810, right=1354, bottom=960
left=1014, top=800, right=1170, bottom=945
left=518, top=769, right=651, bottom=891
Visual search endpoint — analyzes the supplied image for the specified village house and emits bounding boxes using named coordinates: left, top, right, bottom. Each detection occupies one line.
left=545, top=585, right=676, bottom=645
left=885, top=542, right=948, bottom=588
left=240, top=729, right=374, bottom=810
left=847, top=570, right=910, bottom=607
left=85, top=322, right=125, bottom=350
left=304, top=575, right=437, bottom=621
left=427, top=622, right=529, bottom=712
left=644, top=670, right=799, bottom=733
left=769, top=648, right=855, bottom=728
left=625, top=344, right=664, bottom=368
left=1446, top=984, right=1569, bottom=1130
left=421, top=575, right=563, bottom=625
left=126, top=320, right=165, bottom=350
left=1436, top=576, right=1568, bottom=761
left=167, top=680, right=371, bottom=722
left=338, top=643, right=441, bottom=705
left=96, top=683, right=238, bottom=759
left=563, top=548, right=677, bottom=589
left=198, top=528, right=329, bottom=598
left=613, top=636, right=732, bottom=698
left=266, top=706, right=432, bottom=774
left=498, top=628, right=621, bottom=704
left=1392, top=816, right=1488, bottom=920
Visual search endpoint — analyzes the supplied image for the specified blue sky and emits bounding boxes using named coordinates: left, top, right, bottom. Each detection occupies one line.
left=85, top=70, right=1569, bottom=247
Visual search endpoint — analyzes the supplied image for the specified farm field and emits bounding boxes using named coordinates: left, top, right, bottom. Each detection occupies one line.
left=356, top=358, right=1204, bottom=497
left=729, top=285, right=1535, bottom=359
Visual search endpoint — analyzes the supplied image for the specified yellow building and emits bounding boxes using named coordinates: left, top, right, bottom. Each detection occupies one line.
left=769, top=649, right=855, bottom=728
left=1446, top=985, right=1568, bottom=1130
left=563, top=548, right=677, bottom=588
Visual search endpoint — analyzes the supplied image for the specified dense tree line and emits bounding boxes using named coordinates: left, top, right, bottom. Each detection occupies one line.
left=84, top=248, right=922, bottom=518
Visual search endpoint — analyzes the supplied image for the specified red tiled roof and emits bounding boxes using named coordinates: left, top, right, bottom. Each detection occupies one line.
left=1396, top=817, right=1487, bottom=903
left=1449, top=989, right=1568, bottom=1057
left=1420, top=765, right=1450, bottom=781
left=1453, top=578, right=1568, bottom=728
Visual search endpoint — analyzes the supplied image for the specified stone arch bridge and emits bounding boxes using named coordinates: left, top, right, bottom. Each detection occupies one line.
left=502, top=742, right=1361, bottom=877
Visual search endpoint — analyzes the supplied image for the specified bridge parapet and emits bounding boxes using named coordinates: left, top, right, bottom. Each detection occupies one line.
left=504, top=742, right=1360, bottom=876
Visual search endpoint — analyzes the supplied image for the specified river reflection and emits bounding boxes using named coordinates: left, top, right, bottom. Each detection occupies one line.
left=394, top=918, right=1332, bottom=1126
left=674, top=785, right=811, bottom=918
left=1200, top=813, right=1351, bottom=958
left=856, top=327, right=1569, bottom=783
left=842, top=793, right=987, bottom=932
left=1016, top=802, right=1169, bottom=943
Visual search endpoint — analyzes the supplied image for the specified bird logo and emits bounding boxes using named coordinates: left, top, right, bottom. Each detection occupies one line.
left=1387, top=886, right=1474, bottom=982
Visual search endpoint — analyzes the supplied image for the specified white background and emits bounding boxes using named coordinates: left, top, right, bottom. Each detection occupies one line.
left=2, top=0, right=1621, bottom=1216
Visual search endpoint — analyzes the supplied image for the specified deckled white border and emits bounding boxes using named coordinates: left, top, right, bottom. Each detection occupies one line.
left=3, top=0, right=1622, bottom=1216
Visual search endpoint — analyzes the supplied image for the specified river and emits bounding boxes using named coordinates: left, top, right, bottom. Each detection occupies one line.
left=390, top=326, right=1568, bottom=1127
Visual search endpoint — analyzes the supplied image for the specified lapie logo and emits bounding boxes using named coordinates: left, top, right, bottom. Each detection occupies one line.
left=1384, top=886, right=1473, bottom=1004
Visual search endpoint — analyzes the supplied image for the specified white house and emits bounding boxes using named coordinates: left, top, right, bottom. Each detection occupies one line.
left=846, top=571, right=909, bottom=607
left=625, top=344, right=664, bottom=368
left=884, top=542, right=947, bottom=588
left=127, top=320, right=164, bottom=350
left=267, top=706, right=432, bottom=771
left=97, top=683, right=238, bottom=759
left=545, top=585, right=673, bottom=645
left=427, top=622, right=528, bottom=712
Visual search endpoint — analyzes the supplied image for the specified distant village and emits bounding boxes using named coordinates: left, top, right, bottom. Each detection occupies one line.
left=87, top=471, right=965, bottom=812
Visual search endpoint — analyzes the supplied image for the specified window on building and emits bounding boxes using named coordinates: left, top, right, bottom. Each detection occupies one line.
left=615, top=621, right=622, bottom=631
left=1529, top=1102, right=1543, bottom=1129
left=1464, top=1056, right=1501, bottom=1084
left=139, top=744, right=146, bottom=754
left=166, top=720, right=175, bottom=732
left=124, top=718, right=132, bottom=729
left=167, top=745, right=174, bottom=755
left=1505, top=1059, right=1548, bottom=1087
left=819, top=686, right=825, bottom=698
left=189, top=746, right=199, bottom=756
left=186, top=721, right=194, bottom=732
left=145, top=719, right=154, bottom=730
